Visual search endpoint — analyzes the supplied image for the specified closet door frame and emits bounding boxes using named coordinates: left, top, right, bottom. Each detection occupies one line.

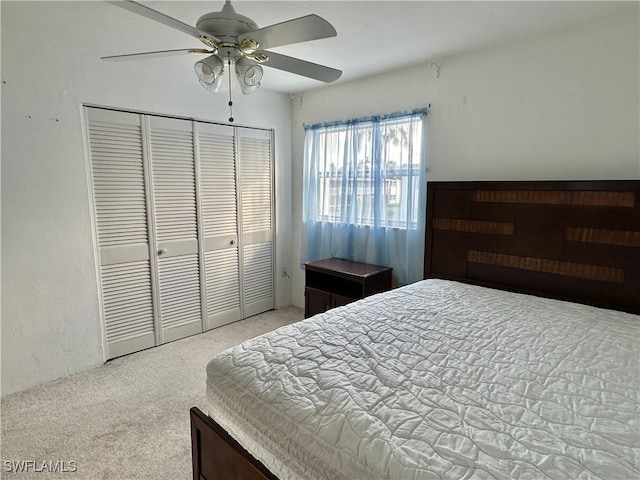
left=83, top=107, right=109, bottom=363
left=85, top=104, right=275, bottom=360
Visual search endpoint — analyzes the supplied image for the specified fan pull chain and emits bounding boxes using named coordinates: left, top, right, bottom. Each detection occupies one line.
left=227, top=56, right=234, bottom=123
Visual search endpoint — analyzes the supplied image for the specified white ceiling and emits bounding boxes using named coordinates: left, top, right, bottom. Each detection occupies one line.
left=7, top=1, right=637, bottom=94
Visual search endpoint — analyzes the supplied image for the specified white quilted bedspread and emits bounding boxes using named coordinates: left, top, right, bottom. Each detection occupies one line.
left=206, top=279, right=640, bottom=480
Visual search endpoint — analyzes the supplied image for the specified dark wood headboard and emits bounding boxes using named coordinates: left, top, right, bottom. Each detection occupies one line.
left=424, top=180, right=640, bottom=314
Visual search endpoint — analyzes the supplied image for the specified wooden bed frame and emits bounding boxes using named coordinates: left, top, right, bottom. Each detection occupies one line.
left=425, top=180, right=640, bottom=314
left=191, top=180, right=640, bottom=480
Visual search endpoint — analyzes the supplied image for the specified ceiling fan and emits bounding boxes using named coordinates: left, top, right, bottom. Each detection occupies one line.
left=102, top=0, right=342, bottom=97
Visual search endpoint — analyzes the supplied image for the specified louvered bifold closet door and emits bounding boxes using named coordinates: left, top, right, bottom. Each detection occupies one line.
left=237, top=128, right=274, bottom=317
left=87, top=108, right=156, bottom=359
left=148, top=117, right=203, bottom=343
left=196, top=123, right=242, bottom=330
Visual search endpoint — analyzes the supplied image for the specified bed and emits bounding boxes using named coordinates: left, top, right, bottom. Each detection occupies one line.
left=191, top=180, right=640, bottom=480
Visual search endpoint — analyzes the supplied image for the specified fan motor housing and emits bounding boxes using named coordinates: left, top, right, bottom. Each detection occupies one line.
left=196, top=5, right=257, bottom=44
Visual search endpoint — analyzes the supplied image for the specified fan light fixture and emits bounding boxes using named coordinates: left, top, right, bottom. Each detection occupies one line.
left=195, top=54, right=263, bottom=96
left=194, top=55, right=224, bottom=93
left=235, top=57, right=263, bottom=95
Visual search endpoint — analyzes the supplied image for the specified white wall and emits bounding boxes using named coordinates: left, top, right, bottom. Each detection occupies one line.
left=290, top=13, right=640, bottom=307
left=1, top=1, right=293, bottom=396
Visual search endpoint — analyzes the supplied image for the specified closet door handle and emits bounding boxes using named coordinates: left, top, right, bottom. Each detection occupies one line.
left=230, top=240, right=236, bottom=245
left=158, top=248, right=168, bottom=256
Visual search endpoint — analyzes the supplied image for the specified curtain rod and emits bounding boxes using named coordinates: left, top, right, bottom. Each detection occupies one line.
left=304, top=107, right=428, bottom=131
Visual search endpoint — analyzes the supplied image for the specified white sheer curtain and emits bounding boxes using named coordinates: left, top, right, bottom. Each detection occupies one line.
left=301, top=108, right=428, bottom=285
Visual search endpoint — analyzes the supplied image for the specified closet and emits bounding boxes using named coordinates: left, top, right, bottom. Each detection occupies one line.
left=86, top=107, right=274, bottom=359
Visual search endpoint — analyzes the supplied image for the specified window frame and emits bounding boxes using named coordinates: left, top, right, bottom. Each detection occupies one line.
left=305, top=110, right=426, bottom=231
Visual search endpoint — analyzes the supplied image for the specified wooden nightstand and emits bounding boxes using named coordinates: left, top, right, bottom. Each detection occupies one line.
left=304, top=257, right=393, bottom=318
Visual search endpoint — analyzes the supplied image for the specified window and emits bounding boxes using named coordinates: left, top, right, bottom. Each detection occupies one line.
left=302, top=109, right=428, bottom=285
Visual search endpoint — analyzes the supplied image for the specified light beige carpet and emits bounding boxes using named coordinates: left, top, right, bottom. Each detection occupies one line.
left=1, top=307, right=303, bottom=479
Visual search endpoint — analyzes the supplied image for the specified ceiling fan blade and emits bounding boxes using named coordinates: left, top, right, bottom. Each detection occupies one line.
left=258, top=51, right=341, bottom=83
left=239, top=14, right=336, bottom=50
left=101, top=49, right=212, bottom=62
left=107, top=1, right=219, bottom=46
